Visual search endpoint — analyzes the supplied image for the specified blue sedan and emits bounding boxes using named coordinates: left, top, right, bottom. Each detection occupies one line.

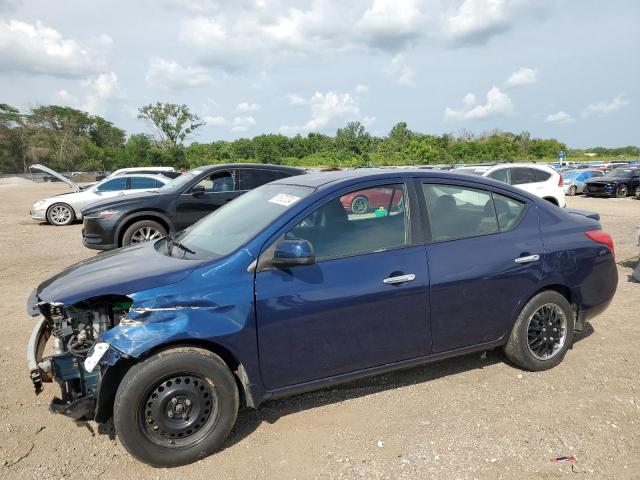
left=27, top=169, right=617, bottom=466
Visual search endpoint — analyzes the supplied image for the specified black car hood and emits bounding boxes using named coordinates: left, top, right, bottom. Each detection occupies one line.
left=33, top=241, right=199, bottom=307
left=585, top=178, right=626, bottom=184
left=82, top=191, right=173, bottom=214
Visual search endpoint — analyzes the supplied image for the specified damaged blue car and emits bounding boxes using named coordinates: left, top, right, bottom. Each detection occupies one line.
left=27, top=169, right=617, bottom=467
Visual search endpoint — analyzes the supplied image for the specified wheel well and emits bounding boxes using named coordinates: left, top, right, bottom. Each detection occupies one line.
left=118, top=214, right=170, bottom=247
left=536, top=284, right=572, bottom=304
left=95, top=339, right=254, bottom=423
left=543, top=197, right=559, bottom=206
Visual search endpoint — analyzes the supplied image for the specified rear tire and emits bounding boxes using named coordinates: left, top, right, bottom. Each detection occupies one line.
left=122, top=220, right=167, bottom=246
left=113, top=347, right=239, bottom=467
left=504, top=291, right=574, bottom=371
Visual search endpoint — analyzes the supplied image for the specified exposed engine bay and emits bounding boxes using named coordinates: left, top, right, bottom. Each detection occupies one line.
left=28, top=295, right=131, bottom=420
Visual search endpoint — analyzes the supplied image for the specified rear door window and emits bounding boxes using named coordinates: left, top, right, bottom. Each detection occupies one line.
left=129, top=177, right=158, bottom=190
left=492, top=193, right=526, bottom=232
left=487, top=168, right=510, bottom=184
left=238, top=169, right=290, bottom=190
left=509, top=168, right=538, bottom=185
left=534, top=170, right=551, bottom=182
left=422, top=184, right=498, bottom=242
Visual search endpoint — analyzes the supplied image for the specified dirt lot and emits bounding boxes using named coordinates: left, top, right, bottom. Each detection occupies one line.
left=0, top=182, right=638, bottom=480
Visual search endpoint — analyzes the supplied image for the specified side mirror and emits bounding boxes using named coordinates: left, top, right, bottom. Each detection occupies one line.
left=272, top=239, right=315, bottom=267
left=191, top=185, right=205, bottom=196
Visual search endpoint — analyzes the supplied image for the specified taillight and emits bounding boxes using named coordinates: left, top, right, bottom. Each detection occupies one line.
left=558, top=174, right=564, bottom=187
left=585, top=230, right=615, bottom=258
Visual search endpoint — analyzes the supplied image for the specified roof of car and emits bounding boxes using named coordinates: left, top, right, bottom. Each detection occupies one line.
left=197, top=163, right=305, bottom=173
left=102, top=173, right=170, bottom=181
left=273, top=167, right=479, bottom=189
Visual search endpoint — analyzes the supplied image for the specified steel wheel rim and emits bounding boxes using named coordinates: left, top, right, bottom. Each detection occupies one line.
left=351, top=197, right=368, bottom=214
left=526, top=303, right=567, bottom=360
left=140, top=374, right=220, bottom=448
left=130, top=226, right=162, bottom=244
left=49, top=205, right=71, bottom=225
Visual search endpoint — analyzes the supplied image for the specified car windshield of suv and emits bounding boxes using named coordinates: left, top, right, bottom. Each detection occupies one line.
left=167, top=183, right=314, bottom=259
left=159, top=169, right=202, bottom=192
left=602, top=169, right=632, bottom=179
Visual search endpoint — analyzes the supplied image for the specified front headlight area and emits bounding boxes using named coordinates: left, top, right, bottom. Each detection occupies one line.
left=32, top=199, right=47, bottom=209
left=29, top=296, right=132, bottom=420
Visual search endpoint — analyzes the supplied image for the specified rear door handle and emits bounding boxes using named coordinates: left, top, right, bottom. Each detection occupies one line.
left=514, top=254, right=540, bottom=264
left=383, top=274, right=416, bottom=285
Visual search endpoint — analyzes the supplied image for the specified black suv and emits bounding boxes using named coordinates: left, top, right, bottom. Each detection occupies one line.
left=82, top=163, right=304, bottom=250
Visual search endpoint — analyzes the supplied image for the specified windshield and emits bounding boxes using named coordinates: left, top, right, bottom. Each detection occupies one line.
left=170, top=183, right=313, bottom=259
left=603, top=169, right=633, bottom=179
left=160, top=169, right=202, bottom=192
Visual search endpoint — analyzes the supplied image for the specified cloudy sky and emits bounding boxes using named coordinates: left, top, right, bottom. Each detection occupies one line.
left=0, top=0, right=638, bottom=148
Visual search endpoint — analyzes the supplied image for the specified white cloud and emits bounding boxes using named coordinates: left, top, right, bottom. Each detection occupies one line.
left=231, top=115, right=256, bottom=132
left=355, top=84, right=370, bottom=94
left=545, top=111, right=575, bottom=124
left=280, top=91, right=364, bottom=133
left=582, top=94, right=629, bottom=118
left=145, top=58, right=214, bottom=90
left=286, top=93, right=308, bottom=106
left=444, top=86, right=514, bottom=121
left=0, top=19, right=109, bottom=77
left=443, top=0, right=551, bottom=45
left=236, top=102, right=260, bottom=112
left=54, top=71, right=121, bottom=114
left=356, top=0, right=428, bottom=51
left=386, top=54, right=416, bottom=86
left=505, top=67, right=538, bottom=87
left=203, top=115, right=226, bottom=126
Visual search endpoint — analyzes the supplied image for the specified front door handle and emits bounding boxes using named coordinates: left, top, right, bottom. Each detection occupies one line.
left=383, top=274, right=416, bottom=285
left=514, top=254, right=540, bottom=264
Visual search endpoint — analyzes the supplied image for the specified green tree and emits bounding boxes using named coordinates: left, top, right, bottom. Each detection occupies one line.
left=137, top=102, right=204, bottom=148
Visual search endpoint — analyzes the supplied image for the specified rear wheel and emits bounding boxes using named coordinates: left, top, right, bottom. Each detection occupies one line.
left=616, top=185, right=628, bottom=198
left=46, top=203, right=75, bottom=226
left=113, top=347, right=239, bottom=467
left=504, top=291, right=574, bottom=371
left=122, top=220, right=167, bottom=246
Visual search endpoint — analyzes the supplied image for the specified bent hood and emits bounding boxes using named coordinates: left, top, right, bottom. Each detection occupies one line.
left=32, top=241, right=200, bottom=308
left=30, top=164, right=81, bottom=192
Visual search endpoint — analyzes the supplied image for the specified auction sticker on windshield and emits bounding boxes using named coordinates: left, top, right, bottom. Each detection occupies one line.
left=269, top=193, right=300, bottom=206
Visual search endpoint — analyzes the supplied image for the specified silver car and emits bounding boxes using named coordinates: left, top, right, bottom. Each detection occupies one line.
left=30, top=164, right=170, bottom=226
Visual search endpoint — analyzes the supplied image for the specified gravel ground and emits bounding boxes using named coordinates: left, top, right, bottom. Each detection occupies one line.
left=0, top=182, right=638, bottom=480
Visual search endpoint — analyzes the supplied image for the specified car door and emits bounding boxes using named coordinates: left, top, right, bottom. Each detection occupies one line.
left=174, top=169, right=239, bottom=229
left=419, top=180, right=543, bottom=353
left=255, top=181, right=431, bottom=390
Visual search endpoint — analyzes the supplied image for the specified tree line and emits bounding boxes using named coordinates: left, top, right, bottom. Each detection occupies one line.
left=0, top=102, right=636, bottom=174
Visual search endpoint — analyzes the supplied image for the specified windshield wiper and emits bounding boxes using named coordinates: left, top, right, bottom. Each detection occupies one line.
left=167, top=233, right=196, bottom=256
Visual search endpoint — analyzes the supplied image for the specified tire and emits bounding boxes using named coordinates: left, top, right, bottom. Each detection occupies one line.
left=122, top=220, right=167, bottom=246
left=350, top=196, right=369, bottom=214
left=616, top=185, right=628, bottom=198
left=567, top=186, right=576, bottom=196
left=113, top=347, right=239, bottom=467
left=46, top=203, right=75, bottom=226
left=504, top=291, right=574, bottom=371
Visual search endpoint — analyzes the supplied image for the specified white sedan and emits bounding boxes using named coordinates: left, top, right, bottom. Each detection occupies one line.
left=30, top=164, right=170, bottom=226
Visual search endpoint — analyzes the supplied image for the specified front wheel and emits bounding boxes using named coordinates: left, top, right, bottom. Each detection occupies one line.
left=113, top=347, right=239, bottom=467
left=46, top=203, right=75, bottom=226
left=504, top=291, right=574, bottom=371
left=616, top=185, right=628, bottom=198
left=122, top=220, right=167, bottom=246
left=567, top=186, right=577, bottom=196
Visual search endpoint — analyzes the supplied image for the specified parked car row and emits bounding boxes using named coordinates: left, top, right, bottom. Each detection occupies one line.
left=27, top=164, right=618, bottom=467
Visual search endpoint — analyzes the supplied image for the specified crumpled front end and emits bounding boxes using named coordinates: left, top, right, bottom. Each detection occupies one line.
left=26, top=291, right=131, bottom=421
